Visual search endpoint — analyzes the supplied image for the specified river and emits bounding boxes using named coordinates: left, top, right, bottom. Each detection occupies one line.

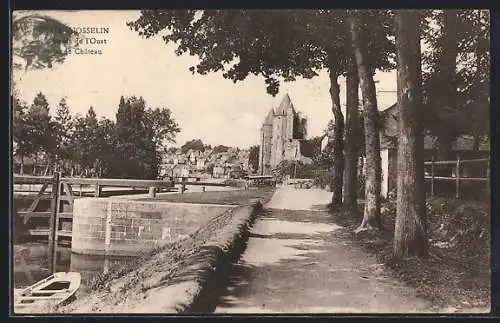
left=13, top=242, right=133, bottom=295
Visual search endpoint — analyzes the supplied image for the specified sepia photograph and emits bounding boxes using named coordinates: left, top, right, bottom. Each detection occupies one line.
left=10, top=9, right=491, bottom=315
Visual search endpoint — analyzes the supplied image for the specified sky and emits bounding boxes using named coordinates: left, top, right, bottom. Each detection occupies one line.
left=12, top=10, right=398, bottom=149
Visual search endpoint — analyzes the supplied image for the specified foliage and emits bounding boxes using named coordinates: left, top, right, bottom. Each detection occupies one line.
left=421, top=10, right=490, bottom=139
left=127, top=10, right=394, bottom=96
left=272, top=160, right=314, bottom=182
left=53, top=99, right=74, bottom=165
left=12, top=95, right=32, bottom=168
left=248, top=145, right=260, bottom=173
left=181, top=139, right=205, bottom=154
left=112, top=96, right=157, bottom=179
left=12, top=93, right=180, bottom=179
left=212, top=145, right=229, bottom=154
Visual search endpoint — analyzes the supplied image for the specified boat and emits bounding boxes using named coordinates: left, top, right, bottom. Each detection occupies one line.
left=14, top=272, right=81, bottom=314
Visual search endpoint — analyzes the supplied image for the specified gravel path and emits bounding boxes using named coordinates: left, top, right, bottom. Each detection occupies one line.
left=215, top=187, right=436, bottom=314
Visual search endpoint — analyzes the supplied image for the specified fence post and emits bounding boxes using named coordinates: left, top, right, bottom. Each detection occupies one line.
left=94, top=183, right=101, bottom=197
left=48, top=172, right=60, bottom=274
left=149, top=186, right=157, bottom=198
left=430, top=156, right=435, bottom=196
left=456, top=156, right=461, bottom=199
left=181, top=177, right=187, bottom=194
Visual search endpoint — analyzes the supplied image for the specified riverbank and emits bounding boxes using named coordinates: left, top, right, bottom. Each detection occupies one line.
left=49, top=189, right=274, bottom=314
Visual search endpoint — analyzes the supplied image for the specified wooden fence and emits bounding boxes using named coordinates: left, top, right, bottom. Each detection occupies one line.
left=424, top=157, right=490, bottom=199
left=13, top=174, right=176, bottom=273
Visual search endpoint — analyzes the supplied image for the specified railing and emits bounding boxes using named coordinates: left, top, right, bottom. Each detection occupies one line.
left=424, top=157, right=490, bottom=199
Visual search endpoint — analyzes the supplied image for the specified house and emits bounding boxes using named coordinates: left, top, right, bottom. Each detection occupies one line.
left=213, top=164, right=227, bottom=178
left=187, top=149, right=202, bottom=165
left=378, top=103, right=490, bottom=198
left=196, top=157, right=206, bottom=170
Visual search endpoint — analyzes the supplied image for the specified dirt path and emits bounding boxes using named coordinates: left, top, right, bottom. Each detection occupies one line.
left=215, top=187, right=436, bottom=314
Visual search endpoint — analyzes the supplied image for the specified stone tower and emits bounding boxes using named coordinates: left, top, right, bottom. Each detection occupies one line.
left=259, top=109, right=274, bottom=175
left=258, top=94, right=307, bottom=175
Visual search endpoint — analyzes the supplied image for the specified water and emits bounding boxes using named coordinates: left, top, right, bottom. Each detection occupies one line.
left=13, top=243, right=133, bottom=295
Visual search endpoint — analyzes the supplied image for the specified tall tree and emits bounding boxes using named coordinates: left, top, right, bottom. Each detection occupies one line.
left=144, top=107, right=180, bottom=152
left=23, top=93, right=54, bottom=174
left=393, top=9, right=428, bottom=258
left=113, top=96, right=150, bottom=179
left=53, top=98, right=73, bottom=172
left=349, top=11, right=384, bottom=231
left=433, top=10, right=458, bottom=172
left=12, top=95, right=31, bottom=174
left=72, top=107, right=99, bottom=176
left=248, top=145, right=260, bottom=173
left=342, top=58, right=360, bottom=213
left=422, top=10, right=489, bottom=154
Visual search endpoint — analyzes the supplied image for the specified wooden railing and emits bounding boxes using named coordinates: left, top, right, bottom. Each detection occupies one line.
left=424, top=157, right=490, bottom=199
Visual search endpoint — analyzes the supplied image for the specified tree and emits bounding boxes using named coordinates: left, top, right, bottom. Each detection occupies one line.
left=393, top=10, right=428, bottom=258
left=144, top=107, right=181, bottom=152
left=248, top=145, right=260, bottom=172
left=349, top=11, right=385, bottom=231
left=343, top=59, right=361, bottom=213
left=94, top=117, right=116, bottom=177
left=22, top=93, right=54, bottom=174
left=181, top=139, right=205, bottom=154
left=128, top=10, right=394, bottom=209
left=111, top=96, right=180, bottom=179
left=213, top=145, right=229, bottom=154
left=422, top=10, right=489, bottom=164
left=53, top=98, right=73, bottom=172
left=72, top=107, right=99, bottom=176
left=112, top=96, right=151, bottom=179
left=12, top=94, right=31, bottom=174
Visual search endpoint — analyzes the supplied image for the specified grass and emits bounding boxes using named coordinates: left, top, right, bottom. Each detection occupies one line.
left=330, top=195, right=491, bottom=312
left=140, top=187, right=275, bottom=205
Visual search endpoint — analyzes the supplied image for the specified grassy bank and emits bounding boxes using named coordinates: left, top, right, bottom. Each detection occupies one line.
left=53, top=188, right=274, bottom=314
left=141, top=187, right=275, bottom=205
left=331, top=195, right=490, bottom=312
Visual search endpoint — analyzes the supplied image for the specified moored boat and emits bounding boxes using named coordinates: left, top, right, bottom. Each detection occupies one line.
left=14, top=272, right=81, bottom=314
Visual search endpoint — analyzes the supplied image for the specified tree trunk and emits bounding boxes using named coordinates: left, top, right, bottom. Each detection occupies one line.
left=343, top=58, right=360, bottom=214
left=328, top=68, right=345, bottom=208
left=436, top=9, right=458, bottom=175
left=393, top=9, right=428, bottom=259
left=349, top=12, right=382, bottom=232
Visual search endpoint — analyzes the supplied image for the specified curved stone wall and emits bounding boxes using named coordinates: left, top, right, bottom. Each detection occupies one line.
left=71, top=198, right=236, bottom=256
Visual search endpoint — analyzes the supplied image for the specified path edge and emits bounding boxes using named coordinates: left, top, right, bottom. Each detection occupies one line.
left=172, top=199, right=263, bottom=313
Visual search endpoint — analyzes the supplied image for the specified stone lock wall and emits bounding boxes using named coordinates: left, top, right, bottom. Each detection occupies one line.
left=71, top=198, right=236, bottom=256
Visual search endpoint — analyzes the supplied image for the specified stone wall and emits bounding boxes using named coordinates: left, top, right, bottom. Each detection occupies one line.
left=72, top=198, right=236, bottom=256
